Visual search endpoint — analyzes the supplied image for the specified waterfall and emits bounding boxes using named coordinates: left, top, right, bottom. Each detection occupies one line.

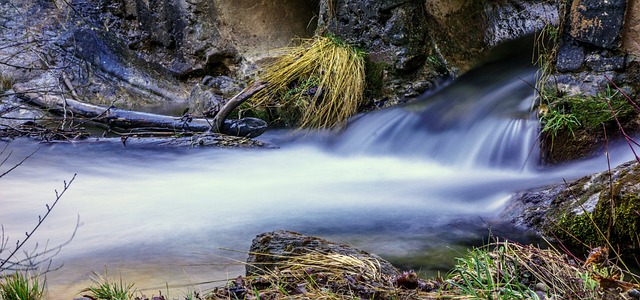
left=332, top=61, right=540, bottom=171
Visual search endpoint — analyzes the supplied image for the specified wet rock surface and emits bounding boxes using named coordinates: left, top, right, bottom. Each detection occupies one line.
left=502, top=160, right=640, bottom=255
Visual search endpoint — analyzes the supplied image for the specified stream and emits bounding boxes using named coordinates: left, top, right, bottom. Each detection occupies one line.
left=1, top=59, right=636, bottom=299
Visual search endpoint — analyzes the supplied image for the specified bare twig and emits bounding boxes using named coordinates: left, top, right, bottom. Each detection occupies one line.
left=0, top=147, right=39, bottom=179
left=0, top=174, right=77, bottom=270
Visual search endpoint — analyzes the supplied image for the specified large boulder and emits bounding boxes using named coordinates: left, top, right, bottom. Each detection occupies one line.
left=501, top=160, right=640, bottom=256
left=246, top=230, right=399, bottom=277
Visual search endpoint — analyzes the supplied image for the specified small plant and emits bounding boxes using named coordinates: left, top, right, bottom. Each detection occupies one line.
left=445, top=240, right=606, bottom=299
left=540, top=108, right=581, bottom=141
left=0, top=271, right=44, bottom=300
left=80, top=272, right=136, bottom=300
left=249, top=35, right=366, bottom=129
left=447, top=243, right=534, bottom=299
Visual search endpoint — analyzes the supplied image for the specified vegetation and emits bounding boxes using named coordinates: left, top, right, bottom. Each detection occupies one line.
left=0, top=271, right=44, bottom=300
left=447, top=240, right=602, bottom=299
left=248, top=35, right=366, bottom=128
left=80, top=272, right=137, bottom=300
left=181, top=239, right=637, bottom=300
left=0, top=146, right=77, bottom=300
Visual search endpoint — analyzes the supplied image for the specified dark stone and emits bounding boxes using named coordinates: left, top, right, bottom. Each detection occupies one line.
left=188, top=84, right=225, bottom=117
left=221, top=117, right=267, bottom=138
left=499, top=185, right=566, bottom=230
left=321, top=0, right=428, bottom=72
left=59, top=28, right=186, bottom=102
left=246, top=230, right=398, bottom=277
left=556, top=42, right=585, bottom=72
left=569, top=0, right=627, bottom=49
left=585, top=52, right=626, bottom=72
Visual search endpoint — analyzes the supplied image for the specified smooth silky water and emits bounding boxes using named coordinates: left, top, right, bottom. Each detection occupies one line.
left=1, top=59, right=637, bottom=299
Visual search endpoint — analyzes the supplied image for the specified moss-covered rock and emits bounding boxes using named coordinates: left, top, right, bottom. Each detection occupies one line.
left=502, top=161, right=640, bottom=259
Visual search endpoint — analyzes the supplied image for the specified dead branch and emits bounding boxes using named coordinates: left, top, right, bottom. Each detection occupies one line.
left=12, top=83, right=267, bottom=137
left=212, top=81, right=268, bottom=133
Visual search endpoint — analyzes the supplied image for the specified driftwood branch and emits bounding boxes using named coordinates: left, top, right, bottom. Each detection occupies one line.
left=12, top=83, right=267, bottom=137
left=212, top=81, right=268, bottom=133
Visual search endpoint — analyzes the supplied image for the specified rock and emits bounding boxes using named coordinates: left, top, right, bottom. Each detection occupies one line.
left=556, top=42, right=585, bottom=72
left=569, top=0, right=627, bottom=49
left=553, top=71, right=618, bottom=96
left=0, top=96, right=46, bottom=127
left=622, top=0, right=640, bottom=56
left=246, top=230, right=398, bottom=277
left=221, top=117, right=267, bottom=138
left=425, top=0, right=559, bottom=72
left=188, top=84, right=225, bottom=117
left=484, top=0, right=559, bottom=47
left=202, top=75, right=243, bottom=97
left=584, top=51, right=626, bottom=72
left=502, top=160, right=640, bottom=256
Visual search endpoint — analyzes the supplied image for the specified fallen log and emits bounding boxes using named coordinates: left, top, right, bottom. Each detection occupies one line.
left=12, top=83, right=268, bottom=138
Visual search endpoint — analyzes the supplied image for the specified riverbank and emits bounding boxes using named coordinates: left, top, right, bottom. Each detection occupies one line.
left=74, top=231, right=640, bottom=300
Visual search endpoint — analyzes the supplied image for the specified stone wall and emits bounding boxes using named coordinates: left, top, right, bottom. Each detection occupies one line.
left=554, top=0, right=631, bottom=96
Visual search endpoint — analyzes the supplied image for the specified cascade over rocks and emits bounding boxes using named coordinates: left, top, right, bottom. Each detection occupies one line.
left=317, top=0, right=559, bottom=105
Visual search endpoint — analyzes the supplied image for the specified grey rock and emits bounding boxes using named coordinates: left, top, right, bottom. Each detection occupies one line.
left=502, top=160, right=640, bottom=254
left=484, top=0, right=559, bottom=47
left=0, top=96, right=46, bottom=127
left=556, top=43, right=585, bottom=72
left=500, top=184, right=566, bottom=230
left=322, top=0, right=428, bottom=73
left=585, top=52, right=626, bottom=72
left=203, top=75, right=242, bottom=97
left=188, top=84, right=225, bottom=117
left=246, top=230, right=398, bottom=277
left=553, top=71, right=618, bottom=96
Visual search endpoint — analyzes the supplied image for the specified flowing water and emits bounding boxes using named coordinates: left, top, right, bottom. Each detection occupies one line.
left=1, top=59, right=636, bottom=299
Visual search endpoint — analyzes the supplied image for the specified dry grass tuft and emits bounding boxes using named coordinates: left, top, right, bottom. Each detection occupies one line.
left=208, top=251, right=443, bottom=300
left=249, top=36, right=366, bottom=129
left=206, top=241, right=639, bottom=299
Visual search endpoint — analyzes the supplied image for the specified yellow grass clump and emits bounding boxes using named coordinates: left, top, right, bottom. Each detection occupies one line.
left=250, top=36, right=366, bottom=129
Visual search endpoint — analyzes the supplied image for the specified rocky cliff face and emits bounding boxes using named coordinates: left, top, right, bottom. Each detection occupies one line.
left=0, top=0, right=562, bottom=113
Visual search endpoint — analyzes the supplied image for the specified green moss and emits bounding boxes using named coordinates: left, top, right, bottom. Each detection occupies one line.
left=0, top=75, right=12, bottom=93
left=552, top=188, right=640, bottom=254
left=364, top=60, right=387, bottom=99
